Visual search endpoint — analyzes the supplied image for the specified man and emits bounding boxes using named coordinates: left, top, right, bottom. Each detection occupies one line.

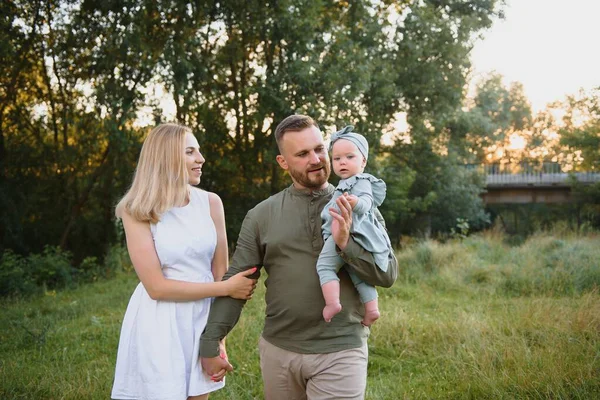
left=200, top=114, right=398, bottom=399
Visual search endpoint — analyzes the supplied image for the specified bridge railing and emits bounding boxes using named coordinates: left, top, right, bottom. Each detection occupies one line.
left=464, top=164, right=600, bottom=186
left=465, top=162, right=564, bottom=175
left=485, top=172, right=600, bottom=186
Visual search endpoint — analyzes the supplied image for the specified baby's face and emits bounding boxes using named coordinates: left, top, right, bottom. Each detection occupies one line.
left=331, top=139, right=366, bottom=179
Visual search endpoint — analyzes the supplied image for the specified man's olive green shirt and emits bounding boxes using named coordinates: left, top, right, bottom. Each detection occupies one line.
left=199, top=184, right=398, bottom=357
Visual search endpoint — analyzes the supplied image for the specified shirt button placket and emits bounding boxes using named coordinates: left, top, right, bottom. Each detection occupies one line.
left=310, top=197, right=318, bottom=244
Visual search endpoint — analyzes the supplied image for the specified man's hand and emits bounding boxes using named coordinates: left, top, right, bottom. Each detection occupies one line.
left=201, top=355, right=233, bottom=382
left=330, top=193, right=353, bottom=250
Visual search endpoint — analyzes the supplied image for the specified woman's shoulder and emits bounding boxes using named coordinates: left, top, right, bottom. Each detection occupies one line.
left=119, top=208, right=153, bottom=235
left=191, top=188, right=224, bottom=213
left=206, top=190, right=223, bottom=210
left=191, top=187, right=220, bottom=200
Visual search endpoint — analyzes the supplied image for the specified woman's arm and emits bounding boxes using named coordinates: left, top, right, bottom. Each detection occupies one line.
left=208, top=192, right=228, bottom=282
left=121, top=211, right=255, bottom=301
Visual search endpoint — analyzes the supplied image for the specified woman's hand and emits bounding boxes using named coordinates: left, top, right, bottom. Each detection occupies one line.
left=224, top=268, right=257, bottom=299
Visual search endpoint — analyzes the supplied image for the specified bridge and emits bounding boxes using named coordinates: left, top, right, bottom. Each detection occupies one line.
left=481, top=170, right=600, bottom=204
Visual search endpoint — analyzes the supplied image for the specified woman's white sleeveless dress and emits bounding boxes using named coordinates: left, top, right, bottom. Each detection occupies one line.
left=111, top=188, right=225, bottom=399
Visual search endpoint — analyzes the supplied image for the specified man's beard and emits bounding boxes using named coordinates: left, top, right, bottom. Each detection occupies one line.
left=289, top=162, right=331, bottom=189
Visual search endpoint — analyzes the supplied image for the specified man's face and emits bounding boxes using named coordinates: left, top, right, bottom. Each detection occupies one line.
left=276, top=126, right=331, bottom=190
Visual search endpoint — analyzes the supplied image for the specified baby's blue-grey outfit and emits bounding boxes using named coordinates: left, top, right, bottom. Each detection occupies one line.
left=317, top=173, right=392, bottom=303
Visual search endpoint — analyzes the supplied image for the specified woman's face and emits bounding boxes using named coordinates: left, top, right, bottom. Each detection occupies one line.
left=184, top=132, right=205, bottom=185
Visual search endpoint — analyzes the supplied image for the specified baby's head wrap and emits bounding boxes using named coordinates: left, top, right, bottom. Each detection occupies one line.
left=329, top=125, right=369, bottom=160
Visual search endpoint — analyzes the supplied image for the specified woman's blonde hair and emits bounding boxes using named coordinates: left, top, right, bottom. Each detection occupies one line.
left=116, top=123, right=191, bottom=223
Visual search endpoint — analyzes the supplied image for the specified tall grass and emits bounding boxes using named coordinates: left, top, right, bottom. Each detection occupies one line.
left=1, top=232, right=599, bottom=399
left=397, top=231, right=600, bottom=297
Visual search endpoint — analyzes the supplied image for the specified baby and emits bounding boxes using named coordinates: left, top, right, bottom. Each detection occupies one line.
left=317, top=125, right=392, bottom=326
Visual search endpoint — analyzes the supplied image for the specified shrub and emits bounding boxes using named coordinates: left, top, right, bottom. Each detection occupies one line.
left=0, top=250, right=38, bottom=297
left=27, top=246, right=74, bottom=290
left=1, top=246, right=73, bottom=297
left=76, top=256, right=102, bottom=283
left=0, top=244, right=131, bottom=298
left=104, top=244, right=131, bottom=274
left=75, top=244, right=131, bottom=283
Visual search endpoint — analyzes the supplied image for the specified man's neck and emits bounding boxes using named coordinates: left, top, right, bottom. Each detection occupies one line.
left=291, top=182, right=329, bottom=192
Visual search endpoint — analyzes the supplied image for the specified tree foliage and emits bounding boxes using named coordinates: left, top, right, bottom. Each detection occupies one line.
left=1, top=0, right=504, bottom=261
left=557, top=88, right=600, bottom=171
left=447, top=72, right=533, bottom=164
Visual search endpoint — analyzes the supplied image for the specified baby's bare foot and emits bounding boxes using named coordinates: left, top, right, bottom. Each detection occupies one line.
left=323, top=303, right=342, bottom=322
left=361, top=309, right=380, bottom=327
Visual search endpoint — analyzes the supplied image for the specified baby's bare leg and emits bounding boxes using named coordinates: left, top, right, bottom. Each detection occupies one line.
left=362, top=298, right=380, bottom=326
left=321, top=280, right=343, bottom=322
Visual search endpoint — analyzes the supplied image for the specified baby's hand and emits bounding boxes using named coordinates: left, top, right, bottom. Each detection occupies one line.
left=344, top=193, right=359, bottom=209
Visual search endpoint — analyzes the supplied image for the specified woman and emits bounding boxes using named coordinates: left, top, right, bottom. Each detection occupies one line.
left=111, top=123, right=256, bottom=400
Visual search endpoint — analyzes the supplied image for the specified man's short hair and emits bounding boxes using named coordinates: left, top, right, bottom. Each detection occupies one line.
left=274, top=114, right=318, bottom=152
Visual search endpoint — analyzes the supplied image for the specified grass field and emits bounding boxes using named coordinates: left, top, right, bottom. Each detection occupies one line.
left=1, top=232, right=599, bottom=399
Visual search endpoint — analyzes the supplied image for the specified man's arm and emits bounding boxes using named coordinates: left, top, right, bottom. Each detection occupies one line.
left=199, top=210, right=263, bottom=358
left=331, top=195, right=397, bottom=288
left=339, top=234, right=398, bottom=287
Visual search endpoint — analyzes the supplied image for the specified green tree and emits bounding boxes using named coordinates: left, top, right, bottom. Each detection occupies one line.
left=446, top=73, right=533, bottom=165
left=1, top=0, right=505, bottom=261
left=558, top=88, right=600, bottom=171
left=1, top=0, right=165, bottom=260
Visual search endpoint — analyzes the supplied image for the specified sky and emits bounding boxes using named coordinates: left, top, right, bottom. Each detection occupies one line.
left=469, top=0, right=600, bottom=113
